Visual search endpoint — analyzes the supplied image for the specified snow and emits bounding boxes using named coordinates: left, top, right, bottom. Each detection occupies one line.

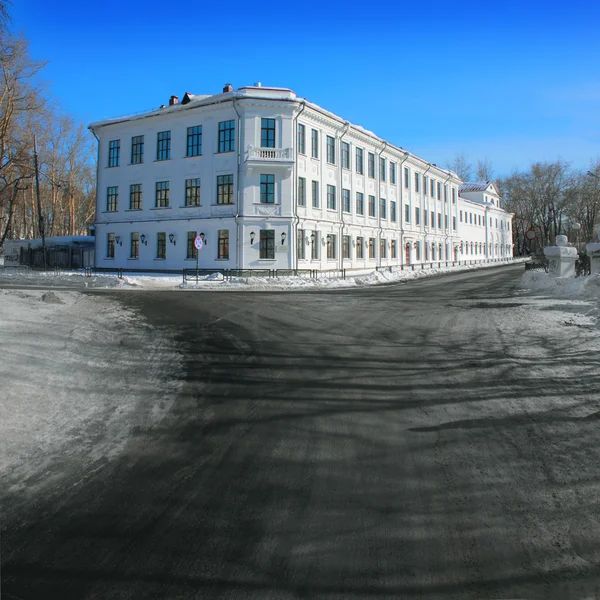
left=0, top=259, right=527, bottom=292
left=0, top=289, right=184, bottom=517
left=520, top=271, right=600, bottom=299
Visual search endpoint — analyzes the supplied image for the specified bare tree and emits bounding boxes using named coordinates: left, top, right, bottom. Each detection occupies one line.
left=447, top=152, right=472, bottom=182
left=476, top=158, right=494, bottom=182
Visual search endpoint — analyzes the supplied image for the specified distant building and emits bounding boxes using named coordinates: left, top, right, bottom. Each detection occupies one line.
left=88, top=84, right=513, bottom=271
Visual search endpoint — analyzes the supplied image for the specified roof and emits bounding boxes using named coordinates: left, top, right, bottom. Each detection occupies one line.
left=459, top=181, right=496, bottom=193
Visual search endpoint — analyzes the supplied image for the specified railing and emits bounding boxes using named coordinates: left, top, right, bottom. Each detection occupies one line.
left=524, top=261, right=548, bottom=273
left=246, top=146, right=292, bottom=162
left=183, top=268, right=226, bottom=283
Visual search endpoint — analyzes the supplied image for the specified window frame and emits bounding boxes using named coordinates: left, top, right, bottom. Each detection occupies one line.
left=217, top=174, right=234, bottom=205
left=259, top=229, right=275, bottom=259
left=108, top=139, right=120, bottom=168
left=156, top=131, right=171, bottom=161
left=155, top=181, right=170, bottom=208
left=185, top=178, right=201, bottom=206
left=260, top=174, right=275, bottom=204
left=261, top=118, right=276, bottom=148
left=186, top=125, right=203, bottom=157
left=218, top=120, right=235, bottom=153
left=218, top=229, right=230, bottom=259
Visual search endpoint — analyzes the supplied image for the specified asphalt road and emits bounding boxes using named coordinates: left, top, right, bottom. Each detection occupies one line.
left=3, top=264, right=600, bottom=600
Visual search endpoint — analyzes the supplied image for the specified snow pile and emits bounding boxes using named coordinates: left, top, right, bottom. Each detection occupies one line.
left=520, top=271, right=600, bottom=299
left=0, top=267, right=126, bottom=288
left=0, top=289, right=184, bottom=517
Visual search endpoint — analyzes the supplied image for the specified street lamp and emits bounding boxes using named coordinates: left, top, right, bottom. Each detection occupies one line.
left=572, top=222, right=581, bottom=251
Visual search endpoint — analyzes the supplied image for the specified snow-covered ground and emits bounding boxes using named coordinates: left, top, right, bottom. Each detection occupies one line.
left=0, top=289, right=184, bottom=518
left=520, top=270, right=600, bottom=300
left=0, top=259, right=527, bottom=292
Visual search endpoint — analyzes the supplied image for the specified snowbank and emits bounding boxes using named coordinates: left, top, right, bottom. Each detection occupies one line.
left=520, top=271, right=600, bottom=299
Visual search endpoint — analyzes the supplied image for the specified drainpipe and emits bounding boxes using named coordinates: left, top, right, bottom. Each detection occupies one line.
left=422, top=163, right=432, bottom=261
left=233, top=97, right=242, bottom=269
left=398, top=150, right=409, bottom=265
left=338, top=121, right=350, bottom=270
left=443, top=171, right=452, bottom=261
left=292, top=101, right=306, bottom=270
left=90, top=127, right=100, bottom=268
left=375, top=141, right=387, bottom=269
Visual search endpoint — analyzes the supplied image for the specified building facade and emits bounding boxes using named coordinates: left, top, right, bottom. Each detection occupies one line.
left=89, top=84, right=513, bottom=271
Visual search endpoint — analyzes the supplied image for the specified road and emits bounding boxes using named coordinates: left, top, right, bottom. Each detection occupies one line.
left=3, top=264, right=600, bottom=599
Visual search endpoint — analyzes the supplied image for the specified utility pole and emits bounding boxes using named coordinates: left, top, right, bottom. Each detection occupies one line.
left=33, top=135, right=46, bottom=268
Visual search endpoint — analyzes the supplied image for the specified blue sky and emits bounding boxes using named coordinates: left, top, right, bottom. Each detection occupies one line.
left=11, top=0, right=600, bottom=177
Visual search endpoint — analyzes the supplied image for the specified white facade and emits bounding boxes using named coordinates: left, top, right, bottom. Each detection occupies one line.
left=89, top=84, right=513, bottom=271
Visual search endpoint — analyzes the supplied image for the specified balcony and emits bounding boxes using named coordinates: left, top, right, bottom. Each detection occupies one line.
left=245, top=145, right=294, bottom=172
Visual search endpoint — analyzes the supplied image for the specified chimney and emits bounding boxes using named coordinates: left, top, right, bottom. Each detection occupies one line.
left=169, top=95, right=179, bottom=106
left=223, top=83, right=233, bottom=93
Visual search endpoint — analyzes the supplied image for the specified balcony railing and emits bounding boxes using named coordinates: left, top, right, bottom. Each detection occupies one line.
left=246, top=145, right=293, bottom=162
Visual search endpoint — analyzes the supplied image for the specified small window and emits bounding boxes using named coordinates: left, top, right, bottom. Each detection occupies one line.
left=380, top=157, right=386, bottom=182
left=326, top=136, right=335, bottom=164
left=368, top=237, right=376, bottom=259
left=311, top=129, right=319, bottom=159
left=107, top=233, right=115, bottom=258
left=156, top=232, right=166, bottom=259
left=297, top=229, right=306, bottom=260
left=218, top=229, right=229, bottom=259
left=390, top=200, right=397, bottom=222
left=218, top=120, right=235, bottom=153
left=415, top=206, right=420, bottom=225
left=156, top=131, right=171, bottom=161
left=217, top=174, right=234, bottom=205
left=452, top=187, right=456, bottom=203
left=297, top=124, right=306, bottom=155
left=311, top=231, right=319, bottom=259
left=129, top=184, right=141, bottom=210
left=368, top=195, right=376, bottom=217
left=414, top=172, right=420, bottom=193
left=107, top=186, right=118, bottom=212
left=368, top=153, right=375, bottom=178
left=356, top=147, right=364, bottom=174
left=404, top=167, right=410, bottom=189
left=390, top=162, right=396, bottom=184
left=131, top=135, right=144, bottom=164
left=298, top=177, right=306, bottom=206
left=187, top=231, right=197, bottom=259
left=342, top=142, right=350, bottom=169
left=185, top=178, right=201, bottom=206
left=260, top=230, right=275, bottom=259
left=343, top=235, right=351, bottom=259
left=311, top=180, right=319, bottom=208
left=260, top=174, right=275, bottom=204
left=356, top=192, right=364, bottom=215
left=404, top=204, right=410, bottom=223
left=356, top=236, right=364, bottom=259
left=155, top=181, right=169, bottom=207
left=326, top=234, right=337, bottom=259
left=380, top=238, right=387, bottom=259
left=342, top=189, right=351, bottom=213
left=108, top=140, right=120, bottom=167
left=391, top=239, right=397, bottom=259
left=186, top=126, right=202, bottom=157
left=379, top=197, right=386, bottom=219
left=327, top=184, right=336, bottom=210
left=261, top=118, right=276, bottom=148
left=130, top=232, right=139, bottom=259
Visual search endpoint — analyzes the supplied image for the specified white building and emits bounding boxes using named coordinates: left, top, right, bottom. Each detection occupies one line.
left=89, top=84, right=513, bottom=272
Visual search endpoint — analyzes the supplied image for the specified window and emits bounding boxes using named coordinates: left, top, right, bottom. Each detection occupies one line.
left=404, top=167, right=410, bottom=188
left=185, top=178, right=201, bottom=206
left=431, top=179, right=436, bottom=198
left=186, top=126, right=202, bottom=157
left=311, top=129, right=319, bottom=158
left=260, top=230, right=275, bottom=259
left=326, top=234, right=337, bottom=259
left=156, top=131, right=171, bottom=160
left=470, top=213, right=473, bottom=224
left=312, top=180, right=319, bottom=208
left=423, top=175, right=428, bottom=195
left=415, top=207, right=420, bottom=225
left=438, top=213, right=442, bottom=229
left=311, top=231, right=319, bottom=259
left=342, top=188, right=351, bottom=213
left=129, top=184, right=141, bottom=210
left=107, top=186, right=118, bottom=212
left=380, top=157, right=386, bottom=181
left=327, top=184, right=336, bottom=210
left=404, top=204, right=410, bottom=223
left=431, top=211, right=435, bottom=228
left=218, top=120, right=235, bottom=152
left=297, top=124, right=306, bottom=154
left=390, top=162, right=396, bottom=184
left=390, top=200, right=397, bottom=222
left=368, top=237, right=375, bottom=259
left=437, top=182, right=442, bottom=199
left=260, top=174, right=275, bottom=204
left=425, top=209, right=428, bottom=225
left=107, top=233, right=115, bottom=258
left=187, top=231, right=197, bottom=259
left=445, top=215, right=449, bottom=229
left=298, top=177, right=306, bottom=206
left=368, top=195, right=376, bottom=217
left=108, top=139, right=120, bottom=167
left=460, top=210, right=463, bottom=222
left=155, top=181, right=169, bottom=207
left=444, top=184, right=448, bottom=202
left=157, top=232, right=166, bottom=259
left=415, top=172, right=420, bottom=192
left=380, top=197, right=386, bottom=219
left=356, top=147, right=364, bottom=174
left=130, top=232, right=139, bottom=259
left=218, top=229, right=229, bottom=259
left=380, top=238, right=387, bottom=259
left=453, top=216, right=457, bottom=230
left=326, top=135, right=335, bottom=164
left=452, top=187, right=456, bottom=203
left=342, top=142, right=350, bottom=169
left=356, top=236, right=364, bottom=259
left=368, top=153, right=375, bottom=178
left=391, top=239, right=397, bottom=258
left=343, top=235, right=351, bottom=259
left=261, top=118, right=276, bottom=148
left=415, top=241, right=421, bottom=261
left=356, top=192, right=364, bottom=215
left=131, top=135, right=144, bottom=164
left=297, top=229, right=306, bottom=260
left=217, top=174, right=234, bottom=204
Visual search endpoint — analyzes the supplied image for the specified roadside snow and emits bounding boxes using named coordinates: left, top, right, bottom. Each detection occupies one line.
left=0, top=289, right=184, bottom=515
left=520, top=271, right=600, bottom=300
